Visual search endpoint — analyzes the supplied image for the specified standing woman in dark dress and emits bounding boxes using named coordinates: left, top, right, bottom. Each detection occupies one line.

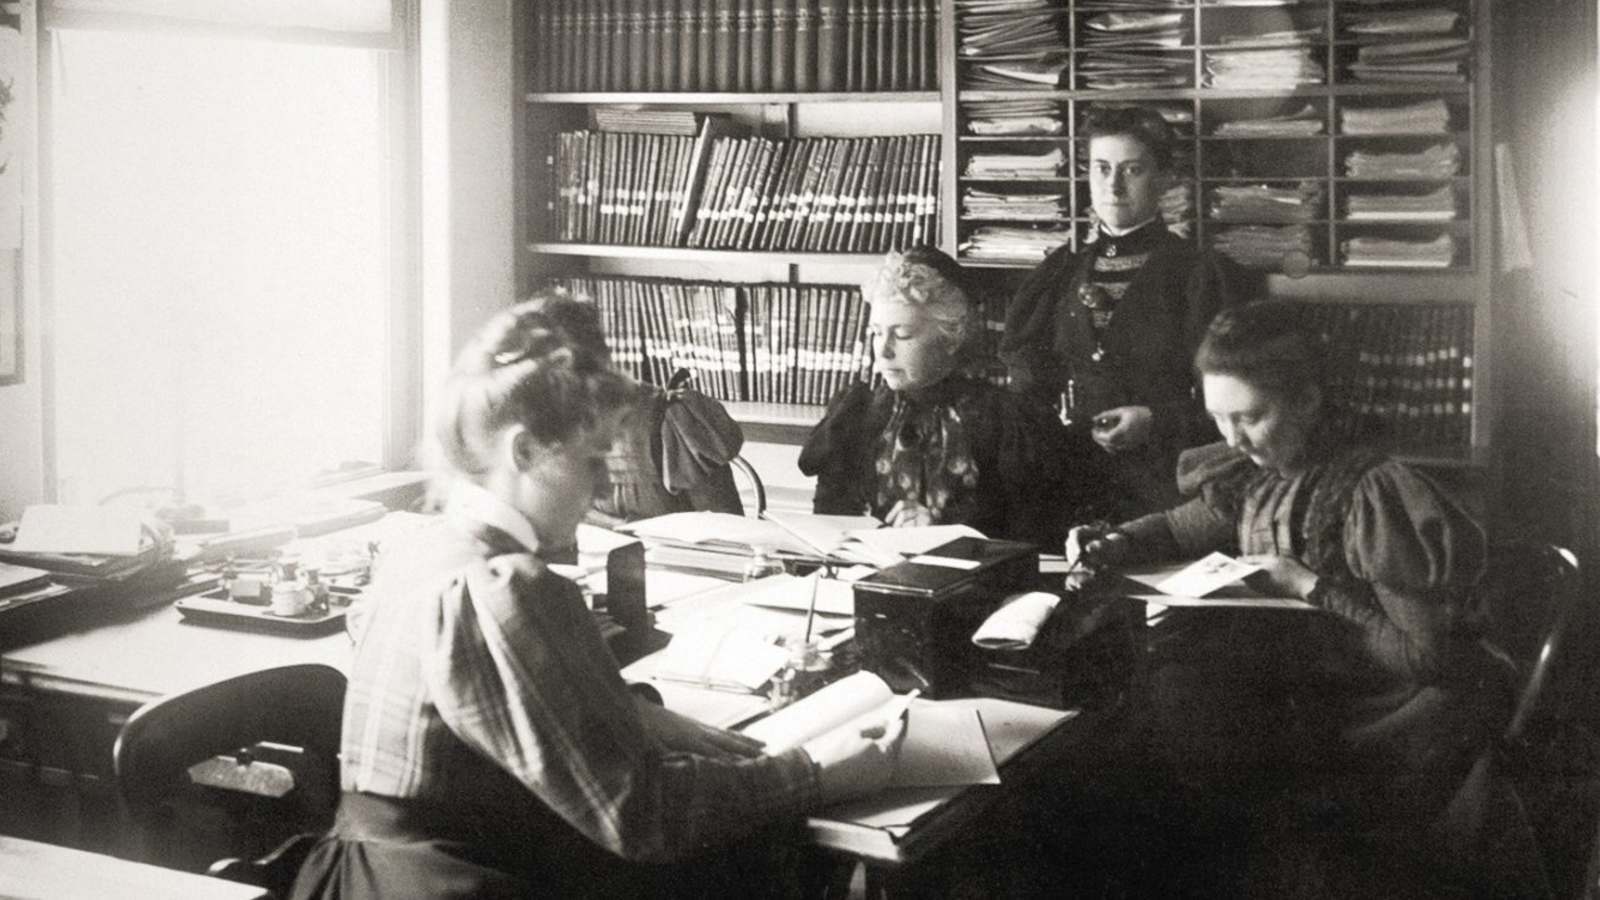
left=1066, top=301, right=1513, bottom=895
left=1002, top=106, right=1249, bottom=513
left=800, top=246, right=1111, bottom=549
left=290, top=297, right=903, bottom=900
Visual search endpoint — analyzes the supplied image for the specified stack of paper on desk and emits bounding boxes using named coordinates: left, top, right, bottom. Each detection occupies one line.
left=622, top=511, right=988, bottom=570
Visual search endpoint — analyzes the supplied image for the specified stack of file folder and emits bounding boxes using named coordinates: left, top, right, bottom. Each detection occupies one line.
left=1341, top=98, right=1452, bottom=135
left=959, top=226, right=1074, bottom=262
left=1208, top=181, right=1324, bottom=223
left=1213, top=103, right=1324, bottom=137
left=1204, top=47, right=1323, bottom=89
left=1344, top=142, right=1460, bottom=179
left=962, top=187, right=1069, bottom=222
left=1345, top=185, right=1456, bottom=222
left=1341, top=233, right=1456, bottom=268
left=965, top=147, right=1066, bottom=178
left=957, top=0, right=1070, bottom=88
left=1211, top=224, right=1316, bottom=270
left=965, top=100, right=1065, bottom=136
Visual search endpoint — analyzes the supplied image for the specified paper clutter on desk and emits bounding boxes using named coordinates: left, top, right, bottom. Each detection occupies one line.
left=970, top=591, right=1061, bottom=651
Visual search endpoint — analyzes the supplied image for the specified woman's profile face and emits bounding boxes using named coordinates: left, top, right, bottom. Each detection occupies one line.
left=869, top=300, right=957, bottom=392
left=513, top=418, right=619, bottom=550
left=1088, top=133, right=1162, bottom=230
left=1203, top=373, right=1319, bottom=473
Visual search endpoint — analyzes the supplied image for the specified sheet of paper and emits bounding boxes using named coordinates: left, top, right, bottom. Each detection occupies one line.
left=1155, top=551, right=1263, bottom=597
left=762, top=511, right=884, bottom=559
left=734, top=571, right=862, bottom=617
left=10, top=505, right=147, bottom=555
left=892, top=704, right=999, bottom=788
left=847, top=524, right=986, bottom=562
left=1131, top=593, right=1315, bottom=611
left=651, top=627, right=789, bottom=692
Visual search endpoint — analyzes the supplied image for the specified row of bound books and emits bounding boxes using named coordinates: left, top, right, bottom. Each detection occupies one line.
left=554, top=276, right=874, bottom=405
left=529, top=0, right=938, bottom=94
left=552, top=125, right=941, bottom=253
left=1307, top=302, right=1473, bottom=449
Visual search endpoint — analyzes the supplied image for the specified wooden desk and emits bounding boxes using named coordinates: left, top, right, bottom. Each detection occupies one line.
left=0, top=835, right=269, bottom=900
left=0, top=601, right=350, bottom=854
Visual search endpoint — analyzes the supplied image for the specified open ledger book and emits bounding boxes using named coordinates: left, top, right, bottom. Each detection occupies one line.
left=620, top=511, right=986, bottom=569
left=743, top=671, right=1000, bottom=790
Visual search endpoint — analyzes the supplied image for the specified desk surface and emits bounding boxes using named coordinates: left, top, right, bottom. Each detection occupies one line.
left=0, top=836, right=270, bottom=900
left=0, top=601, right=349, bottom=706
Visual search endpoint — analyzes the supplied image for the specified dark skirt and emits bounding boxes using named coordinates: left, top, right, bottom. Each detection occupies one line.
left=288, top=792, right=817, bottom=900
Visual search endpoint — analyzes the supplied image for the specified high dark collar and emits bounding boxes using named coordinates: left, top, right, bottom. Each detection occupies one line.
left=1092, top=219, right=1168, bottom=257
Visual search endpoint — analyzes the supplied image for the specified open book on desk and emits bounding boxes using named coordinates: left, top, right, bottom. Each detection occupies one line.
left=1121, top=553, right=1315, bottom=611
left=744, top=671, right=999, bottom=790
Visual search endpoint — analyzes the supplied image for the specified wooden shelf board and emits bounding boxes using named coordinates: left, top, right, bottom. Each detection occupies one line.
left=527, top=243, right=887, bottom=265
left=527, top=91, right=940, bottom=105
left=959, top=84, right=1467, bottom=102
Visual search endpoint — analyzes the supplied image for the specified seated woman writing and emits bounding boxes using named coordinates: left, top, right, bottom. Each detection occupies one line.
left=1065, top=300, right=1512, bottom=893
left=800, top=246, right=1111, bottom=548
left=291, top=296, right=903, bottom=900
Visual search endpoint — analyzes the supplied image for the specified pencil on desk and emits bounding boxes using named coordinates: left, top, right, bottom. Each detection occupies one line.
left=802, top=574, right=819, bottom=645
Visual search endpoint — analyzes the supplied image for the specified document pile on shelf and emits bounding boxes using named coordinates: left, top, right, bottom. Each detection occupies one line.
left=1340, top=98, right=1452, bottom=136
left=1345, top=142, right=1460, bottom=179
left=1341, top=233, right=1456, bottom=269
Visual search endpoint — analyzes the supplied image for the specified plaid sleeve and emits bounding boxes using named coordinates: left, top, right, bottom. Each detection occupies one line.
left=423, top=553, right=820, bottom=863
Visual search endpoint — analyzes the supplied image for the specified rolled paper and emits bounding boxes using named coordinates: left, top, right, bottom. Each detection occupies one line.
left=970, top=591, right=1061, bottom=651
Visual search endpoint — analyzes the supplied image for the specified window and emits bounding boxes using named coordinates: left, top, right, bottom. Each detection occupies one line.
left=44, top=12, right=413, bottom=507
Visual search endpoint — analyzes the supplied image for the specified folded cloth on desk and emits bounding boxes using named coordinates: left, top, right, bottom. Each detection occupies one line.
left=970, top=591, right=1061, bottom=651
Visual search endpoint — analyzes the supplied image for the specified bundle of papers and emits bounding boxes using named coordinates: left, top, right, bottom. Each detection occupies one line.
left=964, top=147, right=1066, bottom=178
left=1203, top=47, right=1324, bottom=89
left=1080, top=10, right=1188, bottom=50
left=1341, top=233, right=1456, bottom=268
left=1345, top=185, right=1456, bottom=222
left=962, top=187, right=1069, bottom=222
left=1340, top=99, right=1452, bottom=135
left=1211, top=224, right=1316, bottom=270
left=1208, top=181, right=1324, bottom=224
left=1343, top=7, right=1460, bottom=36
left=956, top=0, right=1069, bottom=61
left=967, top=59, right=1069, bottom=88
left=620, top=511, right=988, bottom=569
left=1215, top=25, right=1324, bottom=48
left=1345, top=142, right=1460, bottom=179
left=1213, top=103, right=1324, bottom=137
left=1078, top=50, right=1191, bottom=90
left=965, top=100, right=1065, bottom=136
left=959, top=225, right=1075, bottom=262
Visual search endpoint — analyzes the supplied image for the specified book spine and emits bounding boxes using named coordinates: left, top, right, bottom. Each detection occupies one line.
left=698, top=0, right=717, bottom=92
left=679, top=0, right=699, bottom=91
left=770, top=1, right=795, bottom=93
left=644, top=0, right=662, bottom=92
left=816, top=0, right=844, bottom=93
left=845, top=0, right=863, bottom=92
left=736, top=0, right=755, bottom=93
left=794, top=0, right=816, bottom=92
left=586, top=0, right=604, bottom=91
left=660, top=0, right=680, bottom=91
left=751, top=0, right=773, bottom=93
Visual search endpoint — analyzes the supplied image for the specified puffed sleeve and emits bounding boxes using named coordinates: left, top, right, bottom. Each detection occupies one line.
left=1000, top=243, right=1079, bottom=399
left=1308, top=461, right=1487, bottom=680
left=798, top=381, right=876, bottom=516
left=425, top=555, right=819, bottom=863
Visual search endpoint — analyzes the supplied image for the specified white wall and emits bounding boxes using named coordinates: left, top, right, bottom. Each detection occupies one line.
left=0, top=3, right=42, bottom=523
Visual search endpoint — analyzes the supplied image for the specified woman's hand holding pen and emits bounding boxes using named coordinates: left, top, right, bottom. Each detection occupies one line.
left=1064, top=521, right=1131, bottom=573
left=804, top=709, right=907, bottom=804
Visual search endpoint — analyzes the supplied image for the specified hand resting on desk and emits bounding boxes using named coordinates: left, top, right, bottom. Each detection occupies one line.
left=1064, top=522, right=1132, bottom=572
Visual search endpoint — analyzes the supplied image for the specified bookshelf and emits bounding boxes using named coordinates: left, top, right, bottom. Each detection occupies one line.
left=516, top=0, right=1493, bottom=465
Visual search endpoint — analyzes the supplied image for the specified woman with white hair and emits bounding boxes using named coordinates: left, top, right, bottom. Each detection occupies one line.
left=800, top=246, right=1111, bottom=548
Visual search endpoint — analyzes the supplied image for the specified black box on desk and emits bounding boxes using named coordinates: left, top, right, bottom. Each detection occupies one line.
left=966, top=589, right=1141, bottom=711
left=852, top=537, right=1037, bottom=697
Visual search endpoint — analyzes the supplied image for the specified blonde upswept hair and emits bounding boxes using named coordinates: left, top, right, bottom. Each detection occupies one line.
left=860, top=245, right=978, bottom=357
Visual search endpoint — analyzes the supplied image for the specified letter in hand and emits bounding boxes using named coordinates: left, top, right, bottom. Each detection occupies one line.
left=803, top=709, right=908, bottom=805
left=1064, top=521, right=1129, bottom=573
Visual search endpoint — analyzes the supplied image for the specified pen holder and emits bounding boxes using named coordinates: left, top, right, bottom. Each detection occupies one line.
left=768, top=640, right=831, bottom=710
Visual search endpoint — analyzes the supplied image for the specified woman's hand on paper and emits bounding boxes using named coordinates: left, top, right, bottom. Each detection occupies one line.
left=803, top=712, right=907, bottom=804
left=884, top=500, right=934, bottom=529
left=637, top=700, right=765, bottom=759
left=1064, top=522, right=1130, bottom=572
left=1238, top=554, right=1318, bottom=600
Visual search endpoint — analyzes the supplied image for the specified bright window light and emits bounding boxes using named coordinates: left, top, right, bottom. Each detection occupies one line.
left=49, top=28, right=394, bottom=506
